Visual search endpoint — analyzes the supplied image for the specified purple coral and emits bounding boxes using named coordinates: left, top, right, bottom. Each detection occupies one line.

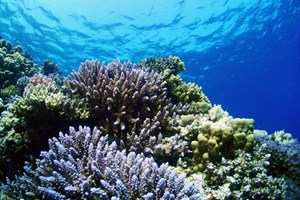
left=65, top=59, right=188, bottom=154
left=2, top=126, right=203, bottom=200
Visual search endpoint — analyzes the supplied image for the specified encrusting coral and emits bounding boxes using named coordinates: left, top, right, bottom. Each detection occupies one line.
left=1, top=126, right=205, bottom=200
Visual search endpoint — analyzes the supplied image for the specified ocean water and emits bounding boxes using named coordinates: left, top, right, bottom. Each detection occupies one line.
left=0, top=0, right=299, bottom=138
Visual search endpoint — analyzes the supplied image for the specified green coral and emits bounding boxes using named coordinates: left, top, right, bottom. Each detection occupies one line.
left=164, top=71, right=211, bottom=107
left=177, top=105, right=255, bottom=173
left=0, top=108, right=28, bottom=167
left=0, top=75, right=90, bottom=181
left=12, top=80, right=66, bottom=115
left=136, top=56, right=211, bottom=111
left=0, top=39, right=40, bottom=88
left=135, top=55, right=185, bottom=75
left=191, top=118, right=254, bottom=171
left=60, top=94, right=90, bottom=120
left=0, top=85, right=21, bottom=102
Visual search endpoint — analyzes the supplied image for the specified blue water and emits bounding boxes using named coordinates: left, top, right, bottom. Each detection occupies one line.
left=1, top=0, right=300, bottom=138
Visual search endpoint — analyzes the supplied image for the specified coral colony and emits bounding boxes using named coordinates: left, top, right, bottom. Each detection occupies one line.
left=0, top=38, right=299, bottom=199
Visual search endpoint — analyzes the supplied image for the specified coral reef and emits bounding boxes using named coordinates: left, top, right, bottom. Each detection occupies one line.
left=1, top=126, right=204, bottom=200
left=16, top=76, right=30, bottom=94
left=0, top=85, right=20, bottom=103
left=135, top=55, right=185, bottom=75
left=202, top=144, right=287, bottom=200
left=256, top=131, right=300, bottom=198
left=66, top=59, right=186, bottom=154
left=0, top=74, right=90, bottom=181
left=0, top=49, right=298, bottom=199
left=136, top=56, right=211, bottom=109
left=0, top=39, right=40, bottom=89
left=41, top=60, right=63, bottom=86
left=177, top=105, right=255, bottom=172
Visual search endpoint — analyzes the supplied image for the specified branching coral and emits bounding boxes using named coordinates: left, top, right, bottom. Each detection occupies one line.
left=65, top=59, right=185, bottom=150
left=202, top=144, right=287, bottom=200
left=12, top=74, right=66, bottom=115
left=1, top=126, right=204, bottom=200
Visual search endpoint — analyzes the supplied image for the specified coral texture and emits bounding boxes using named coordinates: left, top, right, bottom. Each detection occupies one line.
left=202, top=144, right=287, bottom=200
left=0, top=74, right=90, bottom=181
left=256, top=131, right=300, bottom=197
left=66, top=59, right=185, bottom=152
left=136, top=56, right=211, bottom=108
left=0, top=85, right=21, bottom=103
left=177, top=105, right=255, bottom=172
left=0, top=39, right=40, bottom=88
left=1, top=126, right=204, bottom=200
left=135, top=55, right=185, bottom=75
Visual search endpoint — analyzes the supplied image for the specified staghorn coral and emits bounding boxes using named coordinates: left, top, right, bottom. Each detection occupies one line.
left=65, top=59, right=185, bottom=150
left=202, top=144, right=287, bottom=200
left=0, top=39, right=40, bottom=89
left=1, top=126, right=205, bottom=200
